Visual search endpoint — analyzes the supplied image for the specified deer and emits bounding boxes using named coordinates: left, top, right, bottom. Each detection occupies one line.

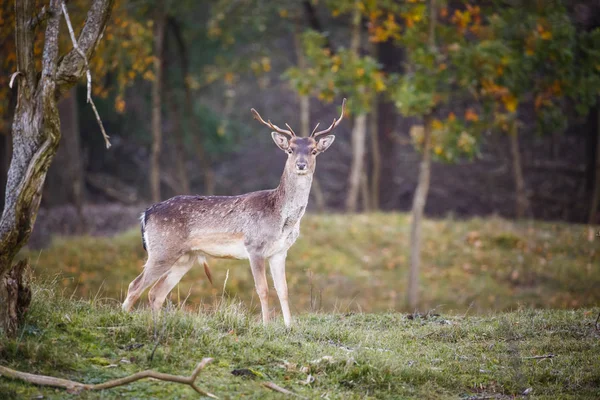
left=122, top=99, right=346, bottom=327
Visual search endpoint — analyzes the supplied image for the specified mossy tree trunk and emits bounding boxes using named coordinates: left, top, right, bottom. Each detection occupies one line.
left=0, top=0, right=114, bottom=336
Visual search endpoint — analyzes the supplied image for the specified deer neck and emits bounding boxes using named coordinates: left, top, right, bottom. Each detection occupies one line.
left=275, top=165, right=312, bottom=218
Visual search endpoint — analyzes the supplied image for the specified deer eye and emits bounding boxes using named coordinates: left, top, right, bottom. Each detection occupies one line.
left=311, top=150, right=318, bottom=155
left=287, top=149, right=293, bottom=154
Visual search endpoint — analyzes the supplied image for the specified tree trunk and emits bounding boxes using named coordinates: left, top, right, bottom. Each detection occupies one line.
left=168, top=17, right=213, bottom=195
left=346, top=114, right=368, bottom=212
left=0, top=0, right=114, bottom=336
left=369, top=92, right=381, bottom=210
left=408, top=117, right=433, bottom=309
left=150, top=1, right=166, bottom=202
left=509, top=122, right=529, bottom=219
left=408, top=0, right=436, bottom=310
left=45, top=88, right=85, bottom=229
left=166, top=60, right=190, bottom=194
left=589, top=104, right=600, bottom=224
left=346, top=1, right=368, bottom=212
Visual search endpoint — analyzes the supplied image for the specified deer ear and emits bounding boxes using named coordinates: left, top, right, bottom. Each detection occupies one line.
left=271, top=132, right=290, bottom=151
left=316, top=135, right=335, bottom=153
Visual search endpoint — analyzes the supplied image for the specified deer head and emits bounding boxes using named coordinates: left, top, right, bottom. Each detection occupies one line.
left=251, top=99, right=346, bottom=175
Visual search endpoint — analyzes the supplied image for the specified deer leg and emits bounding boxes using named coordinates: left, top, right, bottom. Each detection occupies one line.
left=148, top=253, right=194, bottom=311
left=122, top=255, right=177, bottom=312
left=269, top=252, right=291, bottom=327
left=249, top=254, right=269, bottom=324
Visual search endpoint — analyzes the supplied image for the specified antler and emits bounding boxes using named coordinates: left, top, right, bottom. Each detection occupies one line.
left=251, top=108, right=296, bottom=137
left=311, top=98, right=346, bottom=138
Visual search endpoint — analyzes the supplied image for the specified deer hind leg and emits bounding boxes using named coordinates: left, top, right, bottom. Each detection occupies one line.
left=148, top=253, right=194, bottom=311
left=269, top=252, right=291, bottom=327
left=122, top=254, right=178, bottom=312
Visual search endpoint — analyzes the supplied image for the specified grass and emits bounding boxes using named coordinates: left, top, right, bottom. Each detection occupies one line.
left=21, top=213, right=600, bottom=313
left=0, top=283, right=599, bottom=399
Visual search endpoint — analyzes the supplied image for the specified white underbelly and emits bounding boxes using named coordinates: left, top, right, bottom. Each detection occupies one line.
left=189, top=233, right=249, bottom=260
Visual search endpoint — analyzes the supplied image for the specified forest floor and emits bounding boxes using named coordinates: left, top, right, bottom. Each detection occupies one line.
left=0, top=286, right=599, bottom=399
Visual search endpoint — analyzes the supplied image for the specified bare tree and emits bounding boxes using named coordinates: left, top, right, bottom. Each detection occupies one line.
left=0, top=0, right=114, bottom=336
left=408, top=0, right=436, bottom=309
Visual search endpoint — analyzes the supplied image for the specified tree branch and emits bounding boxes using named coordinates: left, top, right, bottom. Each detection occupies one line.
left=56, top=0, right=114, bottom=96
left=60, top=0, right=111, bottom=149
left=0, top=358, right=217, bottom=397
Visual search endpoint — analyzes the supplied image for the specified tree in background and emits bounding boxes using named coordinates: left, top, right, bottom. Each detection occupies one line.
left=0, top=0, right=114, bottom=335
left=286, top=2, right=386, bottom=212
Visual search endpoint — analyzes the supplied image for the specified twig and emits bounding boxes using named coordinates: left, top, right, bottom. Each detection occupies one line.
left=0, top=358, right=216, bottom=397
left=262, top=381, right=307, bottom=399
left=522, top=354, right=556, bottom=360
left=60, top=0, right=111, bottom=149
left=595, top=311, right=600, bottom=332
left=9, top=71, right=23, bottom=89
left=28, top=5, right=48, bottom=29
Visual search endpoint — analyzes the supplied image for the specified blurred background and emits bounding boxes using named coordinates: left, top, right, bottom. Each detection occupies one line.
left=1, top=0, right=599, bottom=313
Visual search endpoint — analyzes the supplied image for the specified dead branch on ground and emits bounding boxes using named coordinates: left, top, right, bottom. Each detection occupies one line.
left=0, top=358, right=216, bottom=397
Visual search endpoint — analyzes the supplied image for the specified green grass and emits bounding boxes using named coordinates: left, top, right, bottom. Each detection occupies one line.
left=1, top=284, right=599, bottom=399
left=22, top=213, right=600, bottom=313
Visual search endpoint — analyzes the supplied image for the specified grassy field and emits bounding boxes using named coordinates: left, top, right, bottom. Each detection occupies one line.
left=21, top=213, right=600, bottom=314
left=0, top=285, right=599, bottom=399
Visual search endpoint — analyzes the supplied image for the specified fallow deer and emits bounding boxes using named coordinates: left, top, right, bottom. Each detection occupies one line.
left=122, top=99, right=346, bottom=327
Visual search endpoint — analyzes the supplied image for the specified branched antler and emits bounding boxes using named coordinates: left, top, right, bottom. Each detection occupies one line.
left=251, top=108, right=296, bottom=137
left=311, top=98, right=346, bottom=138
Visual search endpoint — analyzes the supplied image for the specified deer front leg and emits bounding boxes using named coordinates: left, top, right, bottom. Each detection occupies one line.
left=249, top=254, right=269, bottom=325
left=269, top=252, right=292, bottom=327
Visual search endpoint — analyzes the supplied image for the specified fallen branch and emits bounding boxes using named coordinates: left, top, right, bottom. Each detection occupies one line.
left=61, top=0, right=111, bottom=149
left=0, top=358, right=216, bottom=397
left=262, top=381, right=306, bottom=399
left=522, top=354, right=556, bottom=360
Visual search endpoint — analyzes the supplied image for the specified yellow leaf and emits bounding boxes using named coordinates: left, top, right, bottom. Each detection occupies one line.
left=503, top=94, right=518, bottom=113
left=432, top=119, right=444, bottom=130
left=447, top=112, right=456, bottom=122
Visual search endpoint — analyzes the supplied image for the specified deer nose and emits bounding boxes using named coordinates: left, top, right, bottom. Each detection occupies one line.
left=296, top=162, right=307, bottom=170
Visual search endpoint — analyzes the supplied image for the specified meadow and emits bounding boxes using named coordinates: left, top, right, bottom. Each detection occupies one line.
left=1, top=213, right=599, bottom=399
left=22, top=213, right=600, bottom=314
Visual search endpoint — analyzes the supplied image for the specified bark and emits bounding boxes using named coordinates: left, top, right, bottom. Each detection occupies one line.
left=150, top=0, right=166, bottom=202
left=0, top=0, right=114, bottom=336
left=369, top=91, right=380, bottom=210
left=589, top=104, right=600, bottom=224
left=408, top=116, right=433, bottom=309
left=345, top=2, right=368, bottom=212
left=509, top=122, right=530, bottom=219
left=346, top=114, right=368, bottom=212
left=168, top=17, right=214, bottom=195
